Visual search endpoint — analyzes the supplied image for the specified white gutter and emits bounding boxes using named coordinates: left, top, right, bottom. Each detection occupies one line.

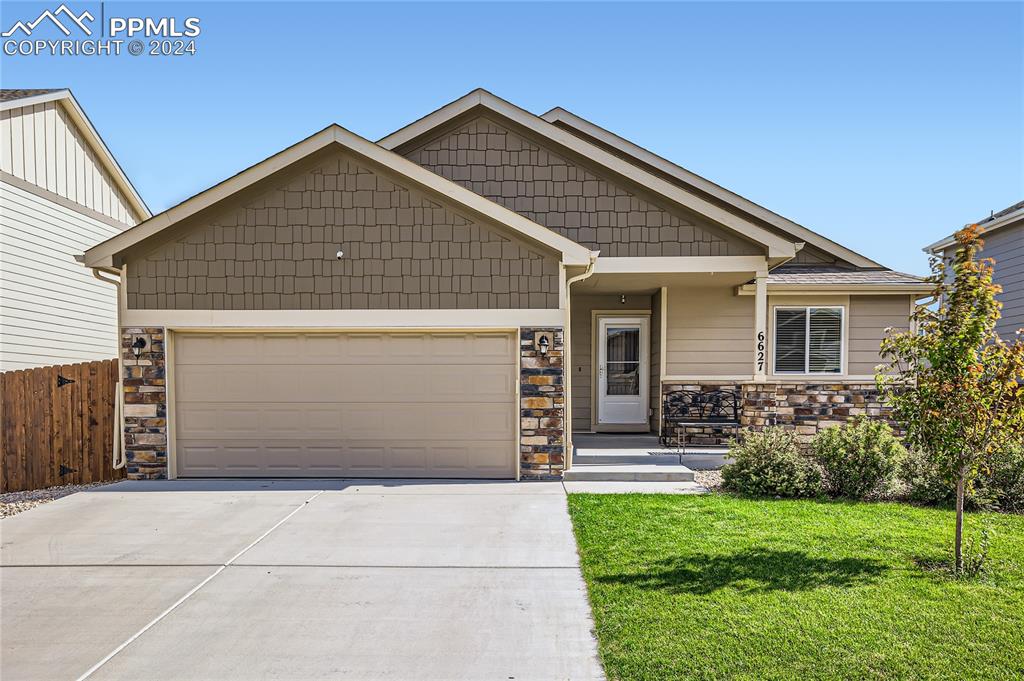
left=562, top=252, right=599, bottom=472
left=92, top=268, right=126, bottom=470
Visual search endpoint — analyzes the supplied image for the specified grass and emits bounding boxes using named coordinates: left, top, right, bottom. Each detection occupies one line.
left=567, top=494, right=1024, bottom=681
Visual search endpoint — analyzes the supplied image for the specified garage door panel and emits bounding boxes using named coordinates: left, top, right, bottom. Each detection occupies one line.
left=174, top=331, right=517, bottom=478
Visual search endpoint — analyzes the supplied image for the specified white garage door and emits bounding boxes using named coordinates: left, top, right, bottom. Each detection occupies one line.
left=172, top=331, right=517, bottom=478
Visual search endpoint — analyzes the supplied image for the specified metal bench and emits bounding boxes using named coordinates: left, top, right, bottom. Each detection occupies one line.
left=660, top=388, right=740, bottom=448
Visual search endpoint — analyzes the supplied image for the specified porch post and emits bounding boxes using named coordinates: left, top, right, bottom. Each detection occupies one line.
left=754, top=272, right=768, bottom=382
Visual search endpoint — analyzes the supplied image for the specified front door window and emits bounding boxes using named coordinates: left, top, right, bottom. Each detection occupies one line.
left=605, top=327, right=640, bottom=395
left=597, top=317, right=649, bottom=425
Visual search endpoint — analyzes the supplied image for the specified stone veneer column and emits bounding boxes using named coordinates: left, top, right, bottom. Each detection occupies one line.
left=519, top=328, right=566, bottom=479
left=121, top=327, right=168, bottom=479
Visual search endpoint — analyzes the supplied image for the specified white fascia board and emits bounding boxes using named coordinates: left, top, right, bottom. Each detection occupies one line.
left=125, top=308, right=567, bottom=328
left=84, top=124, right=592, bottom=268
left=3, top=90, right=151, bottom=221
left=594, top=256, right=768, bottom=274
left=542, top=106, right=882, bottom=270
left=379, top=90, right=797, bottom=259
left=923, top=207, right=1024, bottom=254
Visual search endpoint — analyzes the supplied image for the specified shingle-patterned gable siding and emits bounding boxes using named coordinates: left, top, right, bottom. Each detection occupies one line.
left=402, top=116, right=762, bottom=257
left=125, top=150, right=560, bottom=310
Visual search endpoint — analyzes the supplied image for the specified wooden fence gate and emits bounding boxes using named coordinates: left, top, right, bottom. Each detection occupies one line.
left=1, top=359, right=124, bottom=493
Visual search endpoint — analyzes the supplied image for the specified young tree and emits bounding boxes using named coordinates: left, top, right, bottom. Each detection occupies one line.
left=877, top=224, right=1024, bottom=574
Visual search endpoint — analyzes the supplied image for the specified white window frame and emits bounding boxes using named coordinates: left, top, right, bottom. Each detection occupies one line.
left=772, top=305, right=845, bottom=375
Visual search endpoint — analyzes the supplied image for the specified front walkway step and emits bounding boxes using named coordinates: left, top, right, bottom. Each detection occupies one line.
left=572, top=453, right=683, bottom=466
left=563, top=464, right=695, bottom=482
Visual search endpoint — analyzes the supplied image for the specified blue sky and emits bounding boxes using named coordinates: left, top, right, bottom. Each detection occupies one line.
left=2, top=1, right=1021, bottom=274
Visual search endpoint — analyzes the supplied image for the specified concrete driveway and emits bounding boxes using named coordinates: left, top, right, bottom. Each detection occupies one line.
left=1, top=479, right=604, bottom=681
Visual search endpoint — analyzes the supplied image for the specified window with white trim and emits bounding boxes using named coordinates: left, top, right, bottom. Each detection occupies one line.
left=773, top=306, right=843, bottom=374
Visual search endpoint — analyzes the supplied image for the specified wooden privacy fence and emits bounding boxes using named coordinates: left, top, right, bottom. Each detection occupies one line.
left=1, top=359, right=124, bottom=493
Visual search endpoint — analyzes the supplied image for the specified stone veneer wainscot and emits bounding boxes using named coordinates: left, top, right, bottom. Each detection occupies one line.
left=121, top=327, right=168, bottom=479
left=661, top=381, right=896, bottom=447
left=519, top=328, right=566, bottom=479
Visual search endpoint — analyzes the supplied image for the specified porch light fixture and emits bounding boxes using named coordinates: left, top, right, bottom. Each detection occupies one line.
left=130, top=336, right=147, bottom=358
left=537, top=334, right=550, bottom=355
left=620, top=294, right=626, bottom=305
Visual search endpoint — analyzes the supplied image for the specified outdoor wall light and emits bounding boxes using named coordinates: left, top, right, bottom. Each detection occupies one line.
left=130, top=336, right=147, bottom=358
left=620, top=294, right=627, bottom=305
left=537, top=334, right=551, bottom=356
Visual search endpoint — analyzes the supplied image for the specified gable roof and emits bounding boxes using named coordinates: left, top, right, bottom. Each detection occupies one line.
left=0, top=88, right=150, bottom=220
left=541, top=106, right=882, bottom=269
left=82, top=123, right=594, bottom=269
left=924, top=200, right=1024, bottom=254
left=378, top=89, right=798, bottom=264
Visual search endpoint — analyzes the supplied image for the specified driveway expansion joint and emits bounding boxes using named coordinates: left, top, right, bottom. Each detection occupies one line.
left=73, top=489, right=326, bottom=681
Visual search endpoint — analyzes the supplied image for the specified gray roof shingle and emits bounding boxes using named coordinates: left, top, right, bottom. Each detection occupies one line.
left=979, top=200, right=1024, bottom=225
left=766, top=266, right=926, bottom=286
left=0, top=89, right=64, bottom=102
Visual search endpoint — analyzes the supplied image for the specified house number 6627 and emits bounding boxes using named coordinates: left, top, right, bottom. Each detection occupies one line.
left=756, top=331, right=765, bottom=371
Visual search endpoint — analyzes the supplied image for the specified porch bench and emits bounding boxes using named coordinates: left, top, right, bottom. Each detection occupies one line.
left=660, top=388, right=741, bottom=448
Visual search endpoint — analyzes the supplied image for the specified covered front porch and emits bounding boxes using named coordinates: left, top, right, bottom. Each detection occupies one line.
left=566, top=255, right=768, bottom=439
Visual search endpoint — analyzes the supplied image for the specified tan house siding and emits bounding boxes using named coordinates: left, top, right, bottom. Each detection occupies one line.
left=664, top=287, right=754, bottom=377
left=402, top=116, right=762, bottom=257
left=125, top=150, right=561, bottom=310
left=849, top=295, right=912, bottom=375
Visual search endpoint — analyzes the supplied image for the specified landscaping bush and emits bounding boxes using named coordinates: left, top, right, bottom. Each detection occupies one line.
left=811, top=417, right=906, bottom=499
left=979, top=441, right=1024, bottom=513
left=901, top=441, right=1024, bottom=513
left=722, top=427, right=823, bottom=498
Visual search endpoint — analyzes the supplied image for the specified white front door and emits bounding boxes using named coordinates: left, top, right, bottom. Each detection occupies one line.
left=597, top=317, right=649, bottom=426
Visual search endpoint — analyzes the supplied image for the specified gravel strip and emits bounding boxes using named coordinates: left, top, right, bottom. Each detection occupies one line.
left=694, top=470, right=723, bottom=491
left=0, top=481, right=115, bottom=519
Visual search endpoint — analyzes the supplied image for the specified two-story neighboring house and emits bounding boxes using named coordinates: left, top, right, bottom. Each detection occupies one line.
left=925, top=201, right=1024, bottom=341
left=1, top=89, right=149, bottom=370
left=81, top=89, right=930, bottom=481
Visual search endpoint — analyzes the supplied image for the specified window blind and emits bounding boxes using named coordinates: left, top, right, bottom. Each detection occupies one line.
left=775, top=309, right=807, bottom=373
left=774, top=307, right=843, bottom=374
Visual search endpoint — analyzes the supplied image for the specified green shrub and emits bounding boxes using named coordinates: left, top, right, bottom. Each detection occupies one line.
left=723, top=427, right=823, bottom=498
left=980, top=441, right=1024, bottom=513
left=811, top=418, right=906, bottom=499
left=900, top=441, right=1024, bottom=512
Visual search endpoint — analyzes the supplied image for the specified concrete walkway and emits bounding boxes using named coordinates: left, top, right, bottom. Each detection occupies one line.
left=1, top=479, right=604, bottom=681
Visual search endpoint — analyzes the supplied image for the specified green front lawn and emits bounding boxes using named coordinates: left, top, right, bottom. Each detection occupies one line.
left=567, top=494, right=1024, bottom=681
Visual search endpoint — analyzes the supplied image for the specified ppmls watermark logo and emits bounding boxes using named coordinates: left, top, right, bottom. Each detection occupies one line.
left=3, top=3, right=201, bottom=57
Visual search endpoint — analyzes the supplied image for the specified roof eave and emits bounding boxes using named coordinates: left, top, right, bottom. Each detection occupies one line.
left=541, top=106, right=883, bottom=270
left=924, top=207, right=1024, bottom=254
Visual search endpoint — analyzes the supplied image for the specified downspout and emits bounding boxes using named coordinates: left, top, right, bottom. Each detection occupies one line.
left=563, top=252, right=599, bottom=472
left=92, top=268, right=126, bottom=470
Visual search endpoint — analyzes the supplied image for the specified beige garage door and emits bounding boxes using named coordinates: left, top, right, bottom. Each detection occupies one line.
left=172, top=331, right=517, bottom=478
